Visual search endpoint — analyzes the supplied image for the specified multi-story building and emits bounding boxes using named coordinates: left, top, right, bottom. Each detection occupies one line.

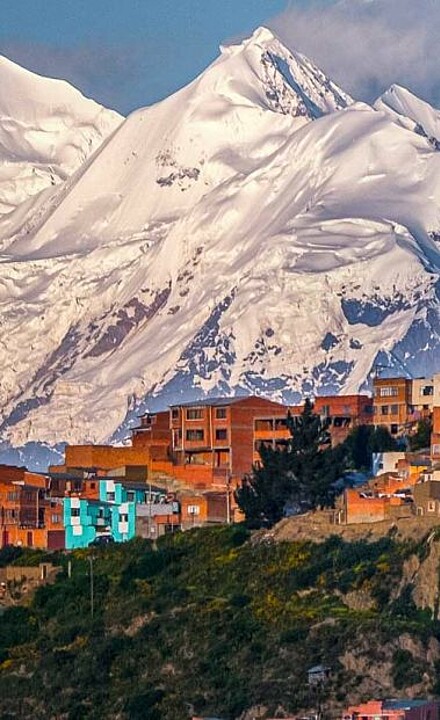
left=314, top=394, right=373, bottom=444
left=0, top=465, right=64, bottom=549
left=57, top=393, right=381, bottom=491
left=373, top=373, right=440, bottom=436
left=168, top=396, right=292, bottom=485
left=63, top=476, right=151, bottom=549
left=411, top=375, right=439, bottom=414
left=372, top=376, right=416, bottom=435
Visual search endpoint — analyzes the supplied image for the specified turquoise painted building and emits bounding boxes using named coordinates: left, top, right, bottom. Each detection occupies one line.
left=64, top=479, right=147, bottom=549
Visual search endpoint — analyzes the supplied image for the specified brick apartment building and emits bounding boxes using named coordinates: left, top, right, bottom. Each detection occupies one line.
left=373, top=373, right=440, bottom=436
left=57, top=392, right=383, bottom=492
left=372, top=376, right=415, bottom=435
left=117, top=395, right=294, bottom=488
left=314, top=394, right=373, bottom=444
left=168, top=396, right=291, bottom=483
left=0, top=465, right=64, bottom=549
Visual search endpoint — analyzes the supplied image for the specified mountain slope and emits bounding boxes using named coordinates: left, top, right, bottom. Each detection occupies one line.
left=1, top=529, right=440, bottom=719
left=0, top=55, right=122, bottom=217
left=0, top=28, right=439, bottom=459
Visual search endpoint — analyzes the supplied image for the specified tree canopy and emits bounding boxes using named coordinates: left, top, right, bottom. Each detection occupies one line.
left=235, top=400, right=347, bottom=527
left=344, top=424, right=399, bottom=470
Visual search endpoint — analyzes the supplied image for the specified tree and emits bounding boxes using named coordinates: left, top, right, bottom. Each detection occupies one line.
left=344, top=424, right=399, bottom=471
left=234, top=400, right=348, bottom=527
left=408, top=418, right=432, bottom=452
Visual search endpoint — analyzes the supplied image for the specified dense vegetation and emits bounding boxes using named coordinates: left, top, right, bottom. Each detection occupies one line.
left=1, top=526, right=439, bottom=719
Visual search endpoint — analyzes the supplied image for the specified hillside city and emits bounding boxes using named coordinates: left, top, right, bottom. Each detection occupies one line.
left=1, top=12, right=440, bottom=720
left=1, top=372, right=439, bottom=553
left=2, top=373, right=440, bottom=718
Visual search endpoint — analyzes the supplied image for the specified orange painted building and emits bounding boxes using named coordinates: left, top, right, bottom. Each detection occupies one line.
left=63, top=444, right=152, bottom=470
left=373, top=376, right=417, bottom=436
left=0, top=465, right=64, bottom=549
left=180, top=491, right=228, bottom=528
left=431, top=406, right=440, bottom=461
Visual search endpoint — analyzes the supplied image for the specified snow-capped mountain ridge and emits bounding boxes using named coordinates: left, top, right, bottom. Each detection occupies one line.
left=375, top=83, right=440, bottom=148
left=0, top=54, right=123, bottom=217
left=0, top=28, right=439, bottom=466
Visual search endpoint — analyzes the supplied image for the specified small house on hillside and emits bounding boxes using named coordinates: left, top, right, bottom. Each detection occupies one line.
left=307, top=665, right=331, bottom=686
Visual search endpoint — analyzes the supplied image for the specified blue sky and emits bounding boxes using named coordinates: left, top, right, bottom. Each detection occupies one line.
left=1, top=0, right=439, bottom=114
left=0, top=0, right=290, bottom=113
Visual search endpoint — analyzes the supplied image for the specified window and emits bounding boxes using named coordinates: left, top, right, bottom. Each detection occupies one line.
left=6, top=492, right=18, bottom=501
left=127, top=491, right=135, bottom=502
left=119, top=513, right=129, bottom=523
left=107, top=492, right=115, bottom=501
left=186, top=429, right=204, bottom=441
left=186, top=408, right=203, bottom=420
left=90, top=482, right=96, bottom=490
left=390, top=404, right=399, bottom=415
left=428, top=501, right=436, bottom=513
left=71, top=508, right=80, bottom=517
left=432, top=444, right=440, bottom=456
left=254, top=418, right=274, bottom=431
left=391, top=424, right=399, bottom=435
left=215, top=428, right=228, bottom=441
left=215, top=407, right=227, bottom=419
left=321, top=405, right=330, bottom=416
left=171, top=408, right=179, bottom=419
left=381, top=405, right=389, bottom=415
left=379, top=386, right=398, bottom=397
left=422, top=386, right=434, bottom=396
left=51, top=514, right=61, bottom=524
left=275, top=418, right=288, bottom=430
left=187, top=505, right=200, bottom=515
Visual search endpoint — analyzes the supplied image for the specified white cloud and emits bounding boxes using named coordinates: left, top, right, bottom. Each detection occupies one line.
left=270, top=0, right=440, bottom=105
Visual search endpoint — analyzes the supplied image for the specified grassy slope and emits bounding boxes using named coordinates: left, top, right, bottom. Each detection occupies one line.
left=0, top=526, right=439, bottom=719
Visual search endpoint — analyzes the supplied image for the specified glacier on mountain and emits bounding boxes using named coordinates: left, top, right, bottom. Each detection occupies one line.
left=0, top=27, right=439, bottom=466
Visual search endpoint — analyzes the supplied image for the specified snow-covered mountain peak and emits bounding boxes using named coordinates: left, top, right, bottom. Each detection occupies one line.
left=0, top=53, right=121, bottom=131
left=219, top=26, right=353, bottom=118
left=0, top=54, right=123, bottom=216
left=375, top=84, right=440, bottom=148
